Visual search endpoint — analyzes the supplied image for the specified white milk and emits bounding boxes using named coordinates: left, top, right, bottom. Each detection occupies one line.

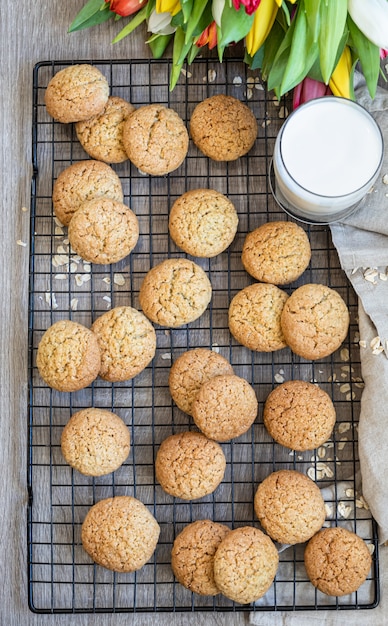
left=273, top=97, right=384, bottom=221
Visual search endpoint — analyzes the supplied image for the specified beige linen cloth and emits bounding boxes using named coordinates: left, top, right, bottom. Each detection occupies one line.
left=250, top=76, right=388, bottom=625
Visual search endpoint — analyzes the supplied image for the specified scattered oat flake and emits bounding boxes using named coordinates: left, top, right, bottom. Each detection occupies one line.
left=180, top=68, right=192, bottom=78
left=367, top=544, right=375, bottom=555
left=325, top=503, right=333, bottom=517
left=338, top=501, right=352, bottom=518
left=359, top=339, right=367, bottom=348
left=272, top=96, right=280, bottom=106
left=274, top=373, right=284, bottom=383
left=345, top=488, right=354, bottom=498
left=356, top=495, right=370, bottom=510
left=83, top=264, right=91, bottom=273
left=316, top=462, right=334, bottom=478
left=382, top=173, right=388, bottom=185
left=52, top=254, right=68, bottom=267
left=21, top=206, right=29, bottom=212
left=55, top=226, right=64, bottom=236
left=114, top=273, right=125, bottom=286
left=70, top=298, right=78, bottom=311
left=45, top=292, right=58, bottom=309
left=246, top=88, right=253, bottom=100
left=54, top=273, right=67, bottom=280
left=103, top=295, right=111, bottom=308
left=346, top=391, right=356, bottom=401
left=337, top=440, right=347, bottom=451
left=255, top=81, right=264, bottom=91
left=363, top=268, right=378, bottom=283
left=317, top=446, right=326, bottom=459
left=102, top=277, right=111, bottom=285
left=56, top=245, right=68, bottom=255
left=338, top=422, right=351, bottom=434
left=340, top=383, right=351, bottom=394
left=261, top=119, right=271, bottom=127
left=207, top=69, right=216, bottom=82
left=233, top=76, right=242, bottom=85
left=161, top=353, right=172, bottom=360
left=17, top=240, right=27, bottom=247
left=212, top=344, right=220, bottom=353
left=54, top=217, right=64, bottom=227
left=340, top=348, right=349, bottom=362
left=69, top=262, right=77, bottom=273
left=278, top=106, right=288, bottom=119
left=247, top=76, right=255, bottom=86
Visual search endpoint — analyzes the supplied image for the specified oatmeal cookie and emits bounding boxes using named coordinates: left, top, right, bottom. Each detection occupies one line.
left=75, top=96, right=135, bottom=163
left=91, top=306, right=156, bottom=382
left=190, top=94, right=257, bottom=161
left=168, top=348, right=234, bottom=416
left=169, top=188, right=239, bottom=258
left=192, top=374, right=258, bottom=442
left=213, top=526, right=279, bottom=604
left=52, top=160, right=123, bottom=226
left=254, top=469, right=326, bottom=545
left=155, top=431, right=226, bottom=500
left=171, top=520, right=230, bottom=596
left=61, top=407, right=130, bottom=476
left=81, top=495, right=160, bottom=572
left=242, top=221, right=311, bottom=285
left=304, top=527, right=372, bottom=596
left=36, top=319, right=101, bottom=392
left=139, top=258, right=212, bottom=328
left=228, top=283, right=288, bottom=352
left=45, top=64, right=109, bottom=124
left=263, top=380, right=336, bottom=451
left=68, top=197, right=139, bottom=265
left=122, top=104, right=189, bottom=175
left=280, top=283, right=350, bottom=360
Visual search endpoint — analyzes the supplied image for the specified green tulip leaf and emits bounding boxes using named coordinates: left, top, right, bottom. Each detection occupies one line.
left=148, top=33, right=173, bottom=59
left=280, top=3, right=319, bottom=94
left=184, top=0, right=212, bottom=44
left=112, top=5, right=148, bottom=43
left=68, top=0, right=114, bottom=33
left=181, top=0, right=194, bottom=23
left=260, top=20, right=287, bottom=79
left=304, top=0, right=321, bottom=42
left=347, top=15, right=380, bottom=99
left=219, top=3, right=254, bottom=48
left=319, top=0, right=348, bottom=84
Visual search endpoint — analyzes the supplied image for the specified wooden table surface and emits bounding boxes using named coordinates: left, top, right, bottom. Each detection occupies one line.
left=2, top=2, right=387, bottom=625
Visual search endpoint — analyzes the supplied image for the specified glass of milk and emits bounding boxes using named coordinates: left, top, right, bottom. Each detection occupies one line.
left=271, top=96, right=384, bottom=224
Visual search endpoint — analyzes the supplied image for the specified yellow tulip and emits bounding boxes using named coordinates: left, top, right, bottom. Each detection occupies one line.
left=274, top=0, right=297, bottom=6
left=329, top=46, right=352, bottom=98
left=156, top=0, right=181, bottom=15
left=246, top=0, right=278, bottom=57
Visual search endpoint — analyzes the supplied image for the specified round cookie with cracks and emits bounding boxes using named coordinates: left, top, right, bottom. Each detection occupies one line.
left=155, top=431, right=226, bottom=500
left=81, top=496, right=160, bottom=572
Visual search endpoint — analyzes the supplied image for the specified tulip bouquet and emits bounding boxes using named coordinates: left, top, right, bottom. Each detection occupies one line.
left=69, top=0, right=388, bottom=101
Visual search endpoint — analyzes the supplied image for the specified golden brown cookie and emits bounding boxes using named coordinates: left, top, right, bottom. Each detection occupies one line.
left=155, top=431, right=226, bottom=500
left=36, top=320, right=101, bottom=392
left=68, top=197, right=139, bottom=265
left=139, top=258, right=212, bottom=328
left=44, top=64, right=109, bottom=124
left=304, top=527, right=372, bottom=596
left=263, top=380, right=336, bottom=451
left=192, top=374, right=258, bottom=442
left=190, top=94, right=258, bottom=161
left=91, top=306, right=156, bottom=382
left=75, top=96, right=135, bottom=163
left=81, top=495, right=160, bottom=572
left=61, top=408, right=130, bottom=476
left=168, top=189, right=239, bottom=258
left=228, top=283, right=288, bottom=352
left=241, top=221, right=311, bottom=285
left=213, top=526, right=279, bottom=604
left=52, top=160, right=123, bottom=226
left=280, top=283, right=350, bottom=360
left=171, top=520, right=230, bottom=596
left=168, top=348, right=234, bottom=416
left=122, top=104, right=189, bottom=175
left=254, top=469, right=326, bottom=545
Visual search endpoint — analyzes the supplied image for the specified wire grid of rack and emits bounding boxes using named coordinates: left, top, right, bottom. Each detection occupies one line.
left=28, top=58, right=379, bottom=614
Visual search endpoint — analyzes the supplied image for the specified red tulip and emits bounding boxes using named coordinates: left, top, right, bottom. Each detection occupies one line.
left=196, top=21, right=217, bottom=49
left=292, top=77, right=332, bottom=110
left=232, top=0, right=262, bottom=16
left=105, top=0, right=148, bottom=17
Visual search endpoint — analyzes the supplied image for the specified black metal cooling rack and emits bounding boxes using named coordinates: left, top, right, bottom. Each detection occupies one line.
left=28, top=58, right=379, bottom=614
